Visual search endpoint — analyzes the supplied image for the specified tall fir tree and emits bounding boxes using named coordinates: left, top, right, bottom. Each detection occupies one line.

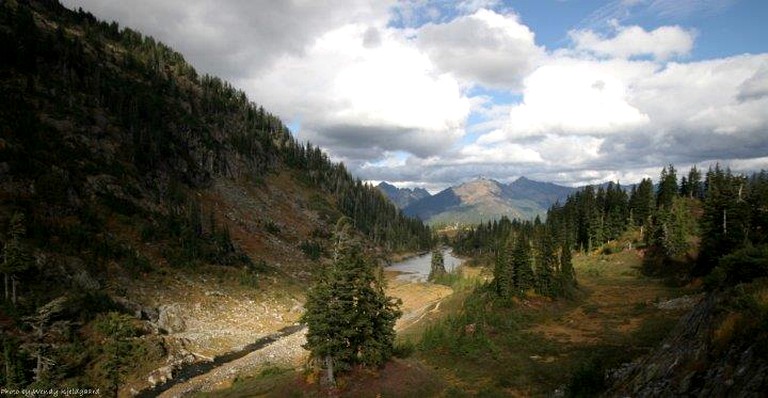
left=493, top=237, right=513, bottom=298
left=511, top=233, right=534, bottom=294
left=302, top=218, right=402, bottom=385
left=657, top=164, right=679, bottom=210
left=429, top=248, right=447, bottom=281
left=629, top=178, right=655, bottom=229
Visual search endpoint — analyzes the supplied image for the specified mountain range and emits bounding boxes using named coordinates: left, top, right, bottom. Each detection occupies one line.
left=375, top=181, right=431, bottom=209
left=377, top=177, right=576, bottom=225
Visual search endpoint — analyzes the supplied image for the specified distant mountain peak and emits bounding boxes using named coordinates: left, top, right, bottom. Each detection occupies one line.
left=403, top=177, right=576, bottom=226
left=376, top=182, right=431, bottom=209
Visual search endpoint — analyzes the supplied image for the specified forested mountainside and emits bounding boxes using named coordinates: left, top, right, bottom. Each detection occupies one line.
left=0, top=0, right=430, bottom=392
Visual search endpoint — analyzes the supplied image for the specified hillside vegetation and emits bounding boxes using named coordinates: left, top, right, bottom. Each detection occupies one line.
left=0, top=0, right=430, bottom=393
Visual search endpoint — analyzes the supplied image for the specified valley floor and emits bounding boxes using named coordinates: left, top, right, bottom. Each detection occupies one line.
left=171, top=248, right=698, bottom=397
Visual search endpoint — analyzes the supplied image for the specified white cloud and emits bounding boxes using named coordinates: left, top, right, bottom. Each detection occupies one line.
left=456, top=140, right=543, bottom=165
left=632, top=54, right=768, bottom=136
left=245, top=23, right=471, bottom=159
left=570, top=23, right=696, bottom=60
left=495, top=58, right=652, bottom=138
left=60, top=0, right=394, bottom=79
left=416, top=9, right=544, bottom=89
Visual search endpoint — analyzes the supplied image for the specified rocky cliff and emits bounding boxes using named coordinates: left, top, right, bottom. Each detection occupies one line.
left=607, top=282, right=768, bottom=397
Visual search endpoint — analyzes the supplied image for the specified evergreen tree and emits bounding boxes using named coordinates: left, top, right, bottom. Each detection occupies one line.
left=559, top=242, right=576, bottom=288
left=428, top=248, right=446, bottom=281
left=697, top=165, right=751, bottom=275
left=535, top=233, right=557, bottom=296
left=688, top=166, right=704, bottom=199
left=629, top=178, right=654, bottom=228
left=302, top=218, right=401, bottom=385
left=2, top=212, right=31, bottom=304
left=657, top=164, right=678, bottom=209
left=492, top=236, right=513, bottom=298
left=512, top=233, right=534, bottom=294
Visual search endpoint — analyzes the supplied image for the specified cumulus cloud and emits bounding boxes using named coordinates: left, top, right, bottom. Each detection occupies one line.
left=570, top=23, right=696, bottom=60
left=60, top=0, right=394, bottom=79
left=494, top=58, right=652, bottom=138
left=245, top=23, right=470, bottom=160
left=416, top=9, right=544, bottom=89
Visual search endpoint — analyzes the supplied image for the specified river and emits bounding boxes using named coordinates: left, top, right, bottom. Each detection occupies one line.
left=387, top=248, right=464, bottom=282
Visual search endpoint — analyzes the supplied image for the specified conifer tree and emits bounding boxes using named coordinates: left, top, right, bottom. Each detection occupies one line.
left=2, top=212, right=31, bottom=304
left=657, top=164, right=679, bottom=209
left=559, top=242, right=576, bottom=288
left=429, top=248, right=446, bottom=281
left=629, top=178, right=655, bottom=228
left=493, top=237, right=513, bottom=298
left=302, top=218, right=401, bottom=385
left=687, top=166, right=704, bottom=199
left=511, top=233, right=534, bottom=294
left=535, top=233, right=557, bottom=296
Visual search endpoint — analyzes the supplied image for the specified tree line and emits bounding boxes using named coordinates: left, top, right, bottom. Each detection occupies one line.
left=454, top=164, right=768, bottom=298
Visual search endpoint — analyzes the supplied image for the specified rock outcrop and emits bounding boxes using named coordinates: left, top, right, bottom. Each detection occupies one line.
left=607, top=292, right=768, bottom=397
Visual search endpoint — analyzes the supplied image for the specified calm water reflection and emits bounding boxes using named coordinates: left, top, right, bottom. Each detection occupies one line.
left=388, top=248, right=464, bottom=282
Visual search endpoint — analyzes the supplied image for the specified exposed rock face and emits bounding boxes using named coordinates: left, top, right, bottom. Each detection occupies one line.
left=607, top=294, right=768, bottom=397
left=158, top=304, right=187, bottom=334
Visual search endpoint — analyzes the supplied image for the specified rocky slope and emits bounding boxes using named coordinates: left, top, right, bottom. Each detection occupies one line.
left=607, top=283, right=768, bottom=397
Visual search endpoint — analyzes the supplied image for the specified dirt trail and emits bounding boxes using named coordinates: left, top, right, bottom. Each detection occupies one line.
left=150, top=271, right=454, bottom=397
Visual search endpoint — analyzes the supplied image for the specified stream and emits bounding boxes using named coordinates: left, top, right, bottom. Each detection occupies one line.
left=387, top=248, right=464, bottom=282
left=135, top=324, right=304, bottom=398
left=136, top=250, right=461, bottom=396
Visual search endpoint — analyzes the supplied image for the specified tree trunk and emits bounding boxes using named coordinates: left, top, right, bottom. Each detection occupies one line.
left=34, top=352, right=42, bottom=382
left=4, top=344, right=11, bottom=385
left=324, top=354, right=335, bottom=386
left=3, top=272, right=8, bottom=302
left=11, top=276, right=17, bottom=305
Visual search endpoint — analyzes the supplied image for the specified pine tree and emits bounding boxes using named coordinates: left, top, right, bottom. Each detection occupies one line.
left=697, top=166, right=751, bottom=275
left=688, top=166, right=704, bottom=199
left=559, top=242, right=576, bottom=289
left=428, top=248, right=446, bottom=281
left=657, top=164, right=678, bottom=209
left=629, top=178, right=654, bottom=228
left=493, top=237, right=513, bottom=298
left=302, top=218, right=401, bottom=385
left=511, top=233, right=534, bottom=294
left=535, top=233, right=557, bottom=296
left=2, top=212, right=31, bottom=304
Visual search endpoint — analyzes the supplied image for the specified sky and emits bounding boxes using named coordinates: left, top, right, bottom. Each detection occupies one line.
left=60, top=0, right=768, bottom=191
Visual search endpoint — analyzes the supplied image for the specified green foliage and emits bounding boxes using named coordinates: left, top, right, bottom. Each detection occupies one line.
left=656, top=164, right=679, bottom=210
left=428, top=249, right=446, bottom=281
left=299, top=240, right=324, bottom=261
left=705, top=245, right=768, bottom=289
left=697, top=165, right=753, bottom=275
left=419, top=288, right=502, bottom=360
left=302, top=218, right=402, bottom=384
left=91, top=311, right=161, bottom=395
